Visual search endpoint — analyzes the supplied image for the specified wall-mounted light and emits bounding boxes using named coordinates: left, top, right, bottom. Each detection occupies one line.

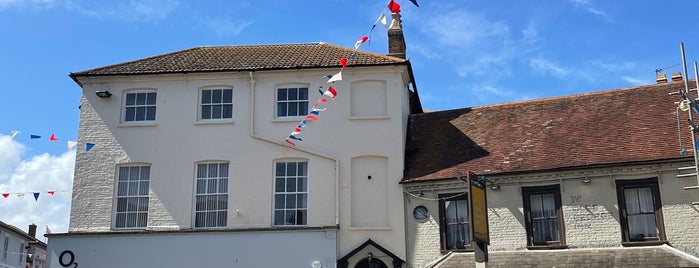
left=490, top=185, right=501, bottom=190
left=311, top=260, right=322, bottom=268
left=95, top=90, right=112, bottom=98
left=581, top=178, right=592, bottom=184
left=367, top=252, right=373, bottom=263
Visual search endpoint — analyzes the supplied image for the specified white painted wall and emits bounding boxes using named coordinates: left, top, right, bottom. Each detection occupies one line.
left=404, top=162, right=699, bottom=267
left=47, top=230, right=337, bottom=268
left=0, top=226, right=29, bottom=268
left=70, top=65, right=411, bottom=263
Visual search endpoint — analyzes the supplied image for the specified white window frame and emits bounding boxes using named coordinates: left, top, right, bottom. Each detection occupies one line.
left=275, top=85, right=309, bottom=118
left=114, top=164, right=151, bottom=229
left=199, top=87, right=233, bottom=122
left=193, top=162, right=229, bottom=228
left=18, top=242, right=23, bottom=265
left=122, top=89, right=157, bottom=124
left=273, top=160, right=308, bottom=226
left=2, top=235, right=7, bottom=260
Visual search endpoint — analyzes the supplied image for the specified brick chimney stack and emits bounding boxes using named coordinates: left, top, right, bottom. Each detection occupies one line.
left=387, top=13, right=406, bottom=59
left=28, top=223, right=37, bottom=238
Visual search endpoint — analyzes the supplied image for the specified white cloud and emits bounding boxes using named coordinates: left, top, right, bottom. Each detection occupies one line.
left=529, top=57, right=568, bottom=77
left=420, top=8, right=509, bottom=48
left=0, top=135, right=74, bottom=241
left=193, top=16, right=253, bottom=37
left=0, top=0, right=54, bottom=10
left=65, top=0, right=178, bottom=21
left=622, top=76, right=649, bottom=86
left=569, top=0, right=611, bottom=21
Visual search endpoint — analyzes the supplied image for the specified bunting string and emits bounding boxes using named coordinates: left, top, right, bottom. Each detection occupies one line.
left=1, top=130, right=97, bottom=151
left=284, top=0, right=416, bottom=146
left=0, top=190, right=71, bottom=201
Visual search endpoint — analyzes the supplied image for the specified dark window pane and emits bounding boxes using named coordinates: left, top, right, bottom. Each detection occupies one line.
left=299, top=102, right=308, bottom=116
left=297, top=178, right=306, bottom=192
left=212, top=90, right=222, bottom=103
left=275, top=195, right=285, bottom=209
left=277, top=103, right=287, bottom=117
left=297, top=210, right=307, bottom=225
left=298, top=194, right=307, bottom=208
left=285, top=210, right=296, bottom=225
left=222, top=105, right=232, bottom=118
left=202, top=90, right=212, bottom=104
left=288, top=103, right=298, bottom=116
left=195, top=212, right=205, bottom=227
left=139, top=181, right=149, bottom=195
left=202, top=105, right=212, bottom=119
left=274, top=211, right=285, bottom=225
left=116, top=198, right=127, bottom=212
left=276, top=163, right=286, bottom=176
left=212, top=105, right=222, bottom=119
left=125, top=93, right=136, bottom=105
left=208, top=164, right=218, bottom=178
left=288, top=88, right=298, bottom=100
left=117, top=182, right=128, bottom=196
left=287, top=164, right=297, bottom=176
left=277, top=88, right=287, bottom=101
left=298, top=162, right=307, bottom=176
left=286, top=178, right=296, bottom=192
left=286, top=194, right=296, bottom=209
left=135, top=107, right=146, bottom=121
left=219, top=179, right=228, bottom=193
left=275, top=178, right=285, bottom=192
left=223, top=89, right=232, bottom=103
left=146, top=93, right=156, bottom=105
left=127, top=212, right=137, bottom=227
left=146, top=107, right=156, bottom=121
left=125, top=107, right=135, bottom=121
left=218, top=211, right=227, bottom=227
left=136, top=93, right=147, bottom=105
left=115, top=213, right=126, bottom=228
left=299, top=88, right=308, bottom=100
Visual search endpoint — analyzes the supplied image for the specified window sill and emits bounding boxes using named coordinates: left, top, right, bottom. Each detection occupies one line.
left=348, top=115, right=390, bottom=120
left=441, top=248, right=474, bottom=254
left=117, top=122, right=158, bottom=128
left=270, top=117, right=306, bottom=123
left=194, top=119, right=235, bottom=125
left=621, top=240, right=667, bottom=247
left=347, top=227, right=392, bottom=231
left=526, top=244, right=568, bottom=250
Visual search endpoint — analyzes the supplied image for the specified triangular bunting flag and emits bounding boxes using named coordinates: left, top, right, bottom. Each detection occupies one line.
left=49, top=133, right=59, bottom=141
left=289, top=135, right=303, bottom=141
left=33, top=192, right=40, bottom=201
left=86, top=143, right=95, bottom=151
left=17, top=193, right=25, bottom=200
left=47, top=191, right=55, bottom=196
left=305, top=115, right=320, bottom=121
left=30, top=135, right=41, bottom=139
left=327, top=71, right=343, bottom=83
left=1, top=193, right=8, bottom=198
left=285, top=138, right=296, bottom=146
left=10, top=131, right=19, bottom=139
left=373, top=12, right=389, bottom=29
left=67, top=141, right=77, bottom=149
left=354, top=36, right=369, bottom=50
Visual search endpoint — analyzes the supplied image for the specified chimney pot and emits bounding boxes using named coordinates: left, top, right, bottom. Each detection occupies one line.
left=656, top=73, right=668, bottom=84
left=387, top=13, right=406, bottom=59
left=671, top=72, right=683, bottom=82
left=28, top=224, right=37, bottom=238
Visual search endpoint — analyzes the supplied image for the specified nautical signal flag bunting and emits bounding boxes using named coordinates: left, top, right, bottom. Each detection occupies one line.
left=283, top=0, right=417, bottom=146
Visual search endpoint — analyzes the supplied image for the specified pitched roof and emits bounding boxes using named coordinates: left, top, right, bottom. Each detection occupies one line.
left=403, top=81, right=695, bottom=182
left=69, top=43, right=406, bottom=78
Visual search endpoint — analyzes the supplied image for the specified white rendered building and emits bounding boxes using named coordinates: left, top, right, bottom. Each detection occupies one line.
left=47, top=15, right=421, bottom=268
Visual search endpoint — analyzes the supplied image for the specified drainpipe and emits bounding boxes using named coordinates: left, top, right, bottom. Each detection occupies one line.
left=247, top=72, right=341, bottom=226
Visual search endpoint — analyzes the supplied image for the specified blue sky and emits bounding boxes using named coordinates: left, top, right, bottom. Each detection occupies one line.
left=1, top=0, right=699, bottom=239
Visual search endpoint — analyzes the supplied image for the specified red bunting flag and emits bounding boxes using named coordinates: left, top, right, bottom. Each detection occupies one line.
left=285, top=139, right=296, bottom=146
left=324, top=86, right=338, bottom=100
left=48, top=191, right=55, bottom=196
left=305, top=115, right=320, bottom=121
left=1, top=193, right=8, bottom=198
left=49, top=133, right=59, bottom=141
left=388, top=0, right=401, bottom=13
left=340, top=57, right=348, bottom=69
left=354, top=36, right=369, bottom=50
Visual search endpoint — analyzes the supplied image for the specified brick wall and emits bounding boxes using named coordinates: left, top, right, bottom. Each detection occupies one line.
left=404, top=162, right=699, bottom=267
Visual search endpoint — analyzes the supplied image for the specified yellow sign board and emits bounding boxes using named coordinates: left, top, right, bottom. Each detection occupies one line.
left=469, top=172, right=490, bottom=244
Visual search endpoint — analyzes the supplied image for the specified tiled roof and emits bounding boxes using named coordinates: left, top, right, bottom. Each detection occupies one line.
left=403, top=81, right=695, bottom=182
left=70, top=43, right=406, bottom=77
